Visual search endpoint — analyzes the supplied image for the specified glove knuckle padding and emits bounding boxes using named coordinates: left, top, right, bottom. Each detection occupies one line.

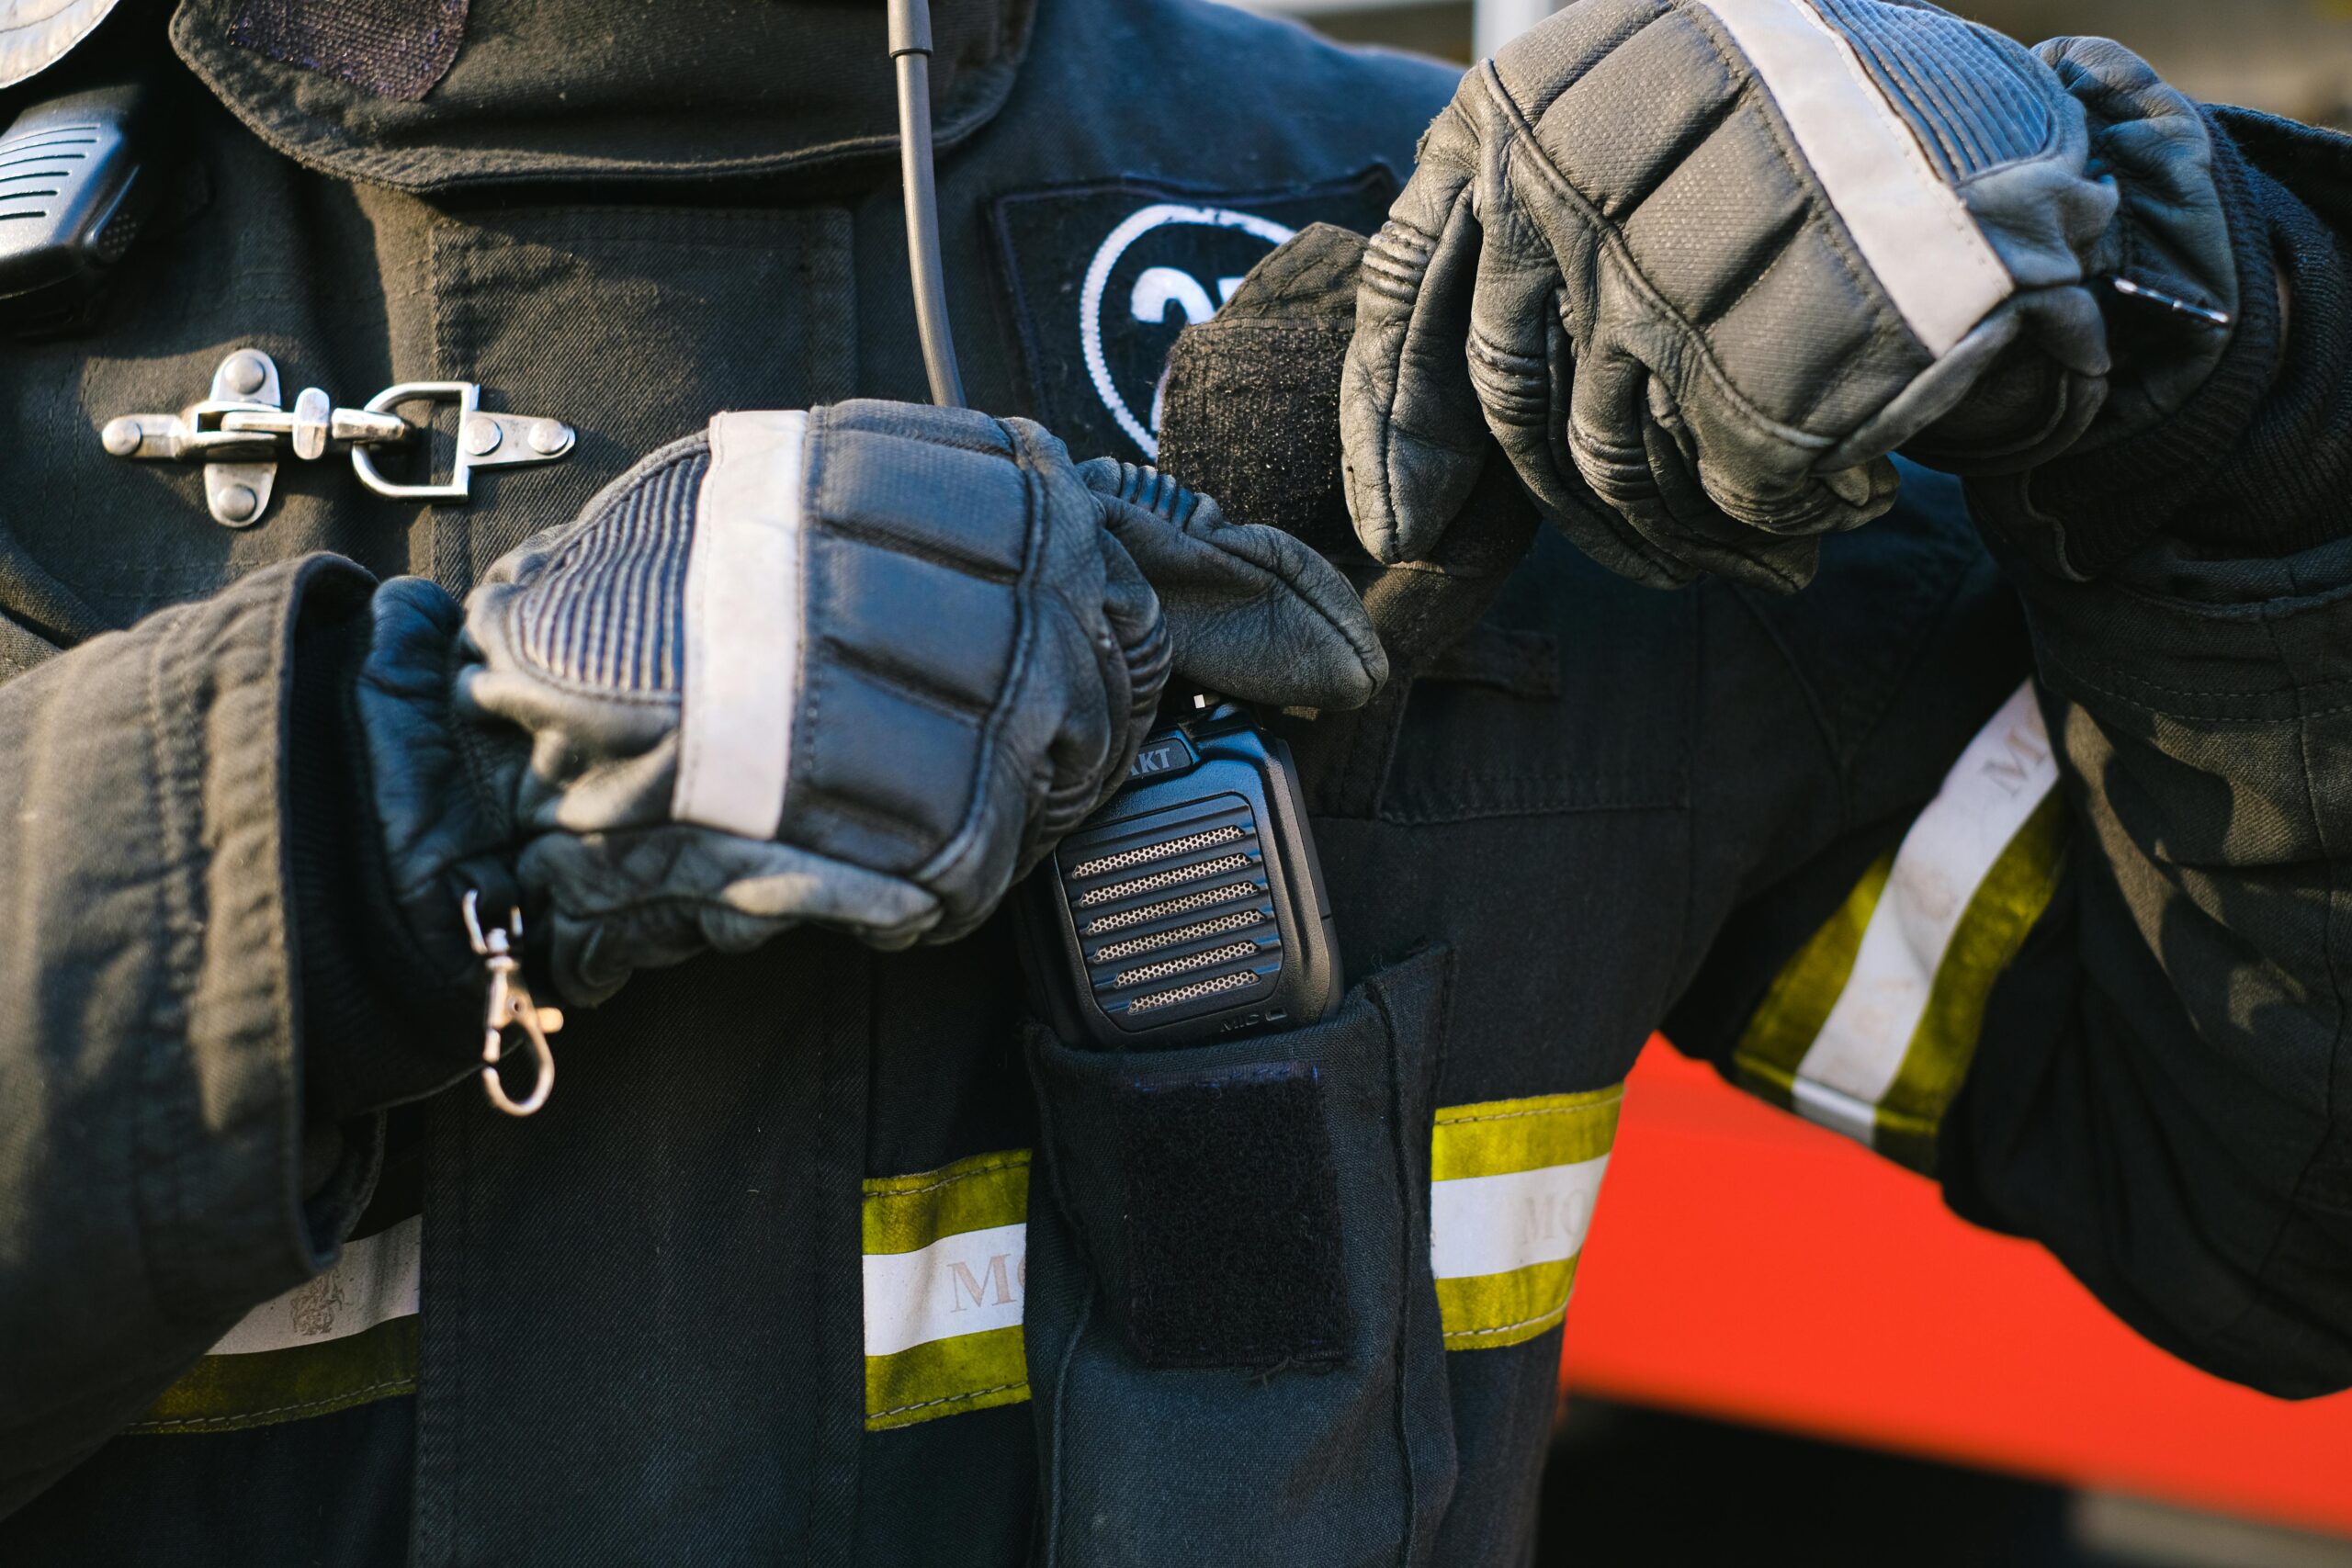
left=793, top=408, right=1122, bottom=926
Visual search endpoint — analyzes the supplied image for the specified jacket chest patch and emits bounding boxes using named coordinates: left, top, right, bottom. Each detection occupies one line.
left=990, top=171, right=1396, bottom=463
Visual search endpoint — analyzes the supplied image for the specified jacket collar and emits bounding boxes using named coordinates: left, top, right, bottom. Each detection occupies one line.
left=169, top=0, right=1035, bottom=194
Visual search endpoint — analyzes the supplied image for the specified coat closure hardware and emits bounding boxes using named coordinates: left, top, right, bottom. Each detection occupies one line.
left=97, top=347, right=576, bottom=527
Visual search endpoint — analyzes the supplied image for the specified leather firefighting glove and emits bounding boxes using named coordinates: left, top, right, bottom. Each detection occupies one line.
left=354, top=399, right=1385, bottom=1020
left=1342, top=0, right=2238, bottom=590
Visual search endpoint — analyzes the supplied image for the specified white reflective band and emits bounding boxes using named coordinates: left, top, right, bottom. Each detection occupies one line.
left=1429, top=1156, right=1611, bottom=1281
left=1427, top=1089, right=1623, bottom=1349
left=861, top=1220, right=1028, bottom=1359
left=673, top=408, right=808, bottom=840
left=209, top=1215, right=421, bottom=1357
left=1792, top=681, right=2058, bottom=1138
left=1697, top=0, right=2011, bottom=357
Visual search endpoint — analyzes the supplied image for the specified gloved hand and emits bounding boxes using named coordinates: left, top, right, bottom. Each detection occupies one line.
left=1342, top=0, right=2238, bottom=589
left=357, top=399, right=1385, bottom=1010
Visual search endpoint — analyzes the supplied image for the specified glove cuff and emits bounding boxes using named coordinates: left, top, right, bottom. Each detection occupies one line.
left=293, top=578, right=508, bottom=1122
left=1998, top=110, right=2352, bottom=571
left=1985, top=113, right=2282, bottom=574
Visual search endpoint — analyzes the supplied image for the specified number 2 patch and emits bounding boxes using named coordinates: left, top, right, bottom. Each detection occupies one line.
left=989, top=170, right=1397, bottom=463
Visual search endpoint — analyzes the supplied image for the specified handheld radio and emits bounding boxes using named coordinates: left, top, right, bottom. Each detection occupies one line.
left=1018, top=700, right=1340, bottom=1050
left=887, top=0, right=1340, bottom=1044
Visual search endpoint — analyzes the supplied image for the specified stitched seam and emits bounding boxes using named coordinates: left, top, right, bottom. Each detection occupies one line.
left=820, top=638, right=991, bottom=725
left=1365, top=961, right=1421, bottom=1565
left=1442, top=1287, right=1574, bottom=1341
left=122, top=1378, right=416, bottom=1431
left=2038, top=647, right=2352, bottom=718
left=813, top=514, right=1023, bottom=586
left=1435, top=1103, right=1616, bottom=1127
left=869, top=1380, right=1029, bottom=1419
left=866, top=1157, right=1032, bottom=1201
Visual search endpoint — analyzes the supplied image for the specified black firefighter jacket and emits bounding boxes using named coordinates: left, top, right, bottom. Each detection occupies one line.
left=4, top=0, right=2352, bottom=1563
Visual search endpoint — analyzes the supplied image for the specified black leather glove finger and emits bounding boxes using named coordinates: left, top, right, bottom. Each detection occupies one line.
left=1079, top=457, right=1388, bottom=714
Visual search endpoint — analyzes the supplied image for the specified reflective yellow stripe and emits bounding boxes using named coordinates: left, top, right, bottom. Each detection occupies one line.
left=862, top=1152, right=1030, bottom=1256
left=1873, top=791, right=2068, bottom=1171
left=129, top=1316, right=419, bottom=1435
left=865, top=1325, right=1030, bottom=1431
left=1732, top=852, right=1894, bottom=1114
left=1430, top=1088, right=1622, bottom=1351
left=1733, top=682, right=2069, bottom=1174
left=130, top=1217, right=424, bottom=1435
left=1430, top=1088, right=1622, bottom=1180
left=862, top=1149, right=1032, bottom=1430
left=1434, top=1258, right=1582, bottom=1351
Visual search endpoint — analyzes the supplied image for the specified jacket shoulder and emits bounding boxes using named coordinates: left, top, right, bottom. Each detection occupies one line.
left=1027, top=0, right=1461, bottom=176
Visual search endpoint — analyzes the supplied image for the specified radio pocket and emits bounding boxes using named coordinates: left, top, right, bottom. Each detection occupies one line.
left=1021, top=944, right=1457, bottom=1567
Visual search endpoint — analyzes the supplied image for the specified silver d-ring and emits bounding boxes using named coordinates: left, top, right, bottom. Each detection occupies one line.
left=351, top=381, right=481, bottom=502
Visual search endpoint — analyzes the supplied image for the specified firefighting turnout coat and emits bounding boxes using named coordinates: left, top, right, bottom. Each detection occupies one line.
left=3, top=0, right=2351, bottom=1562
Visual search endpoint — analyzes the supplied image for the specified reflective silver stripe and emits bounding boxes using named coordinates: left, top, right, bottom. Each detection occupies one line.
left=673, top=409, right=808, bottom=840
left=1696, top=0, right=2011, bottom=357
left=209, top=1215, right=422, bottom=1356
left=1792, top=681, right=2058, bottom=1140
left=862, top=1220, right=1029, bottom=1359
left=1428, top=1156, right=1610, bottom=1280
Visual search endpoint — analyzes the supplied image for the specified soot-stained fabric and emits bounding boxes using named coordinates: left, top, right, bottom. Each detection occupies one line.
left=228, top=0, right=467, bottom=102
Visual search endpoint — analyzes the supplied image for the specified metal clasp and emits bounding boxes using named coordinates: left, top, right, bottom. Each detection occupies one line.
left=351, top=380, right=576, bottom=502
left=100, top=348, right=575, bottom=528
left=461, top=889, right=564, bottom=1118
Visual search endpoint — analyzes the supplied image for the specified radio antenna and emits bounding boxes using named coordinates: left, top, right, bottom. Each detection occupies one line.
left=888, top=0, right=967, bottom=409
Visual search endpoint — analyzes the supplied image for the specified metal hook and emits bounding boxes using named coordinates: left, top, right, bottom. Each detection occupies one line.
left=462, top=889, right=564, bottom=1117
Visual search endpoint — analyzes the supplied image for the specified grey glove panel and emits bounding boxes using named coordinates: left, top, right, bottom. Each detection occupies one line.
left=788, top=404, right=1153, bottom=921
left=1807, top=0, right=2055, bottom=183
left=504, top=438, right=703, bottom=694
left=1346, top=0, right=2229, bottom=590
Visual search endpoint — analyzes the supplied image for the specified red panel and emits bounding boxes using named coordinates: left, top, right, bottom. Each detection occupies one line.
left=1560, top=1042, right=2352, bottom=1536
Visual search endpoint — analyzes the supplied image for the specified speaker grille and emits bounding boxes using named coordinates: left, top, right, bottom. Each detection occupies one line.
left=0, top=127, right=96, bottom=226
left=1055, top=791, right=1281, bottom=1032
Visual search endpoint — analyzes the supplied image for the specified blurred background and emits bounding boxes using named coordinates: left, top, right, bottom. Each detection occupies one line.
left=1220, top=0, right=2352, bottom=123
left=1215, top=2, right=2352, bottom=1562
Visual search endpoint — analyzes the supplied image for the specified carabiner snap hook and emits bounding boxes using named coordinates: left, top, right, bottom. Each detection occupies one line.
left=461, top=890, right=564, bottom=1117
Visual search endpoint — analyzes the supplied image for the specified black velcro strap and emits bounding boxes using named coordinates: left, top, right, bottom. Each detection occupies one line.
left=1158, top=225, right=1363, bottom=563
left=1158, top=223, right=1542, bottom=682
left=228, top=0, right=468, bottom=102
left=1114, top=1059, right=1351, bottom=1371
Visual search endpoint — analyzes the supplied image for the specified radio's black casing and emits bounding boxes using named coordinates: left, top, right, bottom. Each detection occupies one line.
left=1019, top=704, right=1340, bottom=1051
left=0, top=82, right=169, bottom=339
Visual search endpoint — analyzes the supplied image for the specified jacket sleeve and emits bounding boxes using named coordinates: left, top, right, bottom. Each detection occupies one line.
left=0, top=556, right=399, bottom=1512
left=1664, top=113, right=2352, bottom=1396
